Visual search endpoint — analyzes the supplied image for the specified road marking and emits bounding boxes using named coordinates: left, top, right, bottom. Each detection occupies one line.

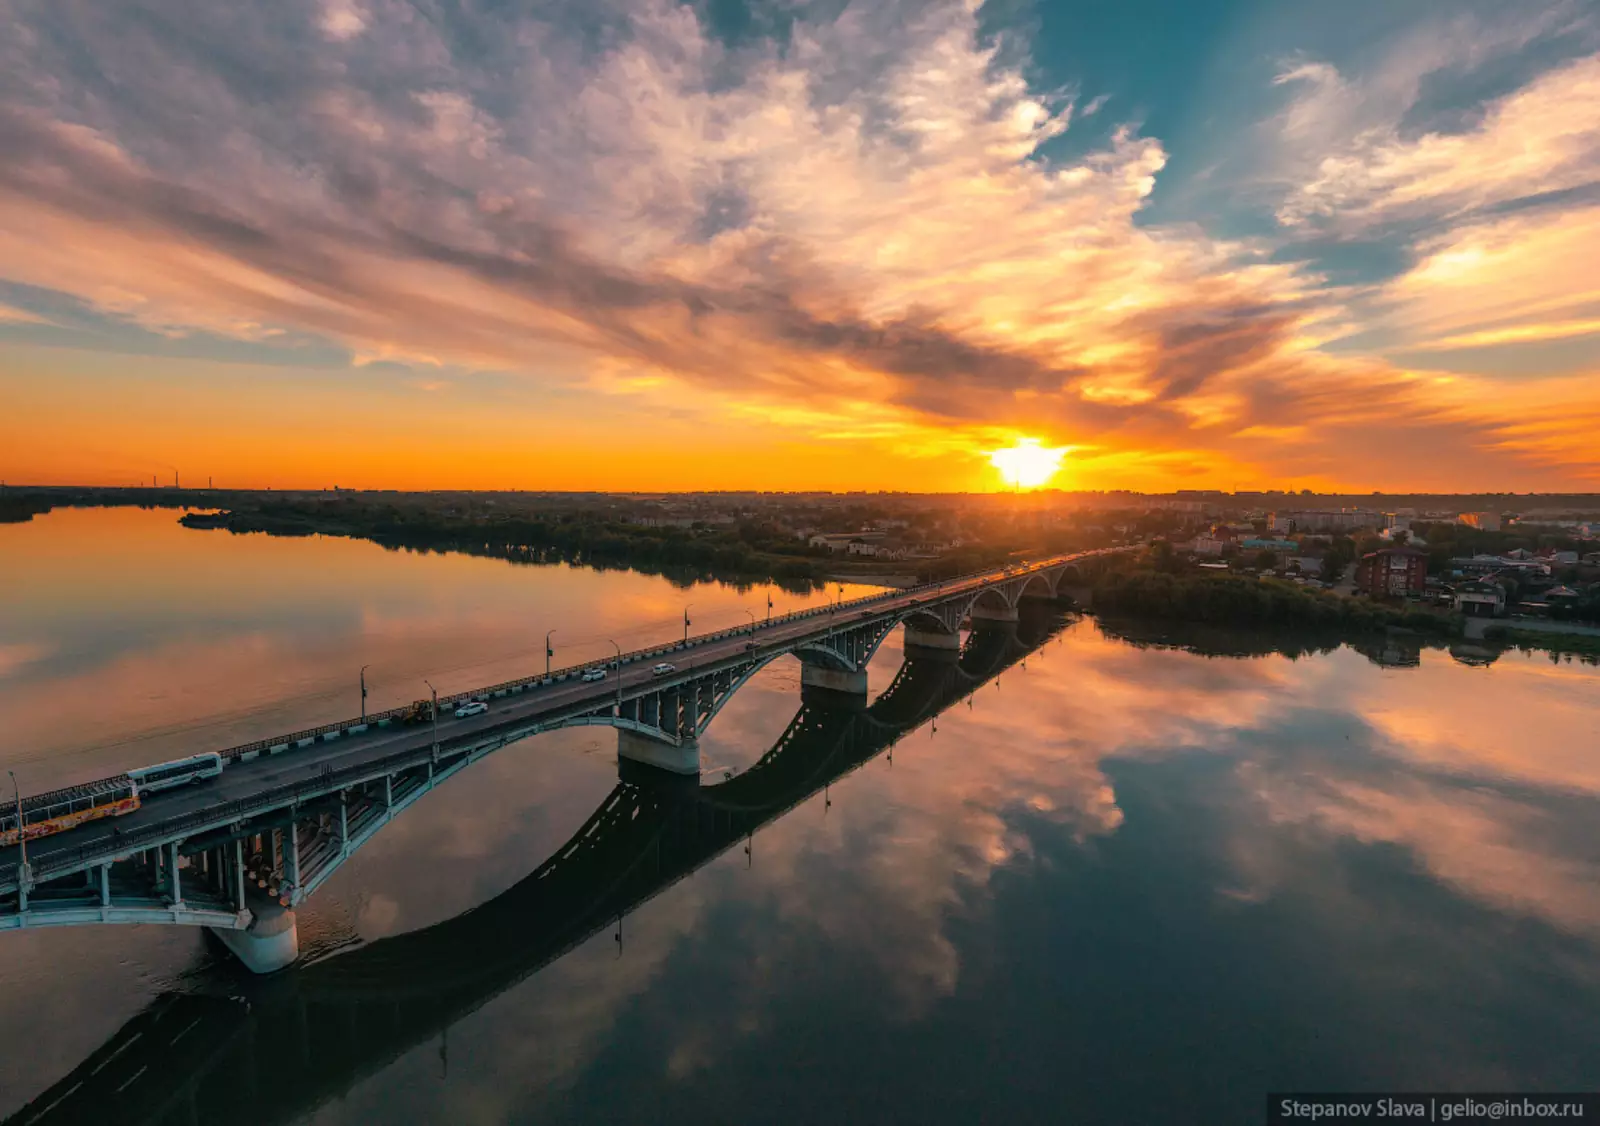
left=89, top=1032, right=143, bottom=1076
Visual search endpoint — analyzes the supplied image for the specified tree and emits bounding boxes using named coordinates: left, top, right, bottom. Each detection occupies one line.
left=1255, top=549, right=1278, bottom=572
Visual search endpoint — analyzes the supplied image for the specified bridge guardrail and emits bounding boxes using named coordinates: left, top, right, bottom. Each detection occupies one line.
left=3, top=549, right=1110, bottom=852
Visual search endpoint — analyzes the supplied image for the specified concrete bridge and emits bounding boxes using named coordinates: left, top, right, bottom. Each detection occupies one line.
left=0, top=550, right=1104, bottom=974
left=4, top=606, right=1067, bottom=1126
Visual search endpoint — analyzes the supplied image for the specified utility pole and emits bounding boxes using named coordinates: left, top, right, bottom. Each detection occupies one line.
left=545, top=630, right=556, bottom=677
left=423, top=679, right=439, bottom=761
left=360, top=665, right=369, bottom=724
left=9, top=771, right=28, bottom=895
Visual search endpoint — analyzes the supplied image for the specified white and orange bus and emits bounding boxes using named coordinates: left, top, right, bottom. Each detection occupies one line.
left=2, top=753, right=224, bottom=848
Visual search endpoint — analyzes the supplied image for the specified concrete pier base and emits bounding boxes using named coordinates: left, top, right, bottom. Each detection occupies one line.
left=213, top=901, right=298, bottom=974
left=904, top=625, right=960, bottom=651
left=618, top=729, right=700, bottom=776
left=968, top=603, right=1019, bottom=625
left=800, top=663, right=868, bottom=709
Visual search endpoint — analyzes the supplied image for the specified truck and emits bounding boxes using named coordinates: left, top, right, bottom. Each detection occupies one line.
left=400, top=699, right=436, bottom=725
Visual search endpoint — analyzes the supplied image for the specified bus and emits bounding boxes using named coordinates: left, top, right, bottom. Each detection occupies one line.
left=1, top=754, right=226, bottom=850
left=126, top=753, right=224, bottom=794
left=0, top=776, right=141, bottom=848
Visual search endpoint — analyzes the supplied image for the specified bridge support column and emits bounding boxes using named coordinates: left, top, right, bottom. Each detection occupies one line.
left=212, top=899, right=298, bottom=974
left=617, top=729, right=700, bottom=776
left=904, top=625, right=960, bottom=663
left=800, top=663, right=868, bottom=709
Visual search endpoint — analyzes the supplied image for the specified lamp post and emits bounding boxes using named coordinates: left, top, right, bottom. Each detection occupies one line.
left=545, top=630, right=556, bottom=677
left=609, top=641, right=622, bottom=714
left=683, top=606, right=692, bottom=643
left=743, top=609, right=756, bottom=635
left=8, top=770, right=24, bottom=871
left=360, top=664, right=369, bottom=725
left=423, top=679, right=439, bottom=761
left=766, top=592, right=773, bottom=622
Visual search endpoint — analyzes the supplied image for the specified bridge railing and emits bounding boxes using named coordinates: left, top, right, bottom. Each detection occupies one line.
left=6, top=549, right=1107, bottom=811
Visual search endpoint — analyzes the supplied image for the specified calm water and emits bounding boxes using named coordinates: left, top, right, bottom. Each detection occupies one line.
left=3, top=507, right=1600, bottom=1124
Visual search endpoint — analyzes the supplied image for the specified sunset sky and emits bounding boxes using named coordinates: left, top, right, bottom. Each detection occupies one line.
left=1, top=0, right=1598, bottom=492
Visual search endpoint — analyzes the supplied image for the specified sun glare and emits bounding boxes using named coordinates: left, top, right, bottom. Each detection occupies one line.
left=986, top=438, right=1068, bottom=490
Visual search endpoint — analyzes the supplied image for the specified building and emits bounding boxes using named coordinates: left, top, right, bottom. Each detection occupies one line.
left=1241, top=538, right=1299, bottom=553
left=1453, top=580, right=1507, bottom=618
left=1458, top=511, right=1502, bottom=531
left=1270, top=509, right=1379, bottom=534
left=1354, top=546, right=1428, bottom=598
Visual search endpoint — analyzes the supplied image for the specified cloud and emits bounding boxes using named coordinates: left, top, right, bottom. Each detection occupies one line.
left=317, top=0, right=367, bottom=41
left=0, top=0, right=1596, bottom=487
left=0, top=301, right=49, bottom=326
left=1276, top=50, right=1600, bottom=232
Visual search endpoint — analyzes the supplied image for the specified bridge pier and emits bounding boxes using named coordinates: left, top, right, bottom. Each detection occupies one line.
left=800, top=663, right=868, bottom=709
left=904, top=624, right=961, bottom=665
left=969, top=603, right=1019, bottom=625
left=904, top=625, right=960, bottom=651
left=212, top=899, right=298, bottom=974
left=618, top=729, right=700, bottom=776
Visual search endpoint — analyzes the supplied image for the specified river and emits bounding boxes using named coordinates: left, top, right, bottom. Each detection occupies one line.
left=2, top=506, right=1599, bottom=1124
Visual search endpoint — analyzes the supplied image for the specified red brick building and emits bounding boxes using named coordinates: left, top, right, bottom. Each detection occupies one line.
left=1354, top=546, right=1428, bottom=598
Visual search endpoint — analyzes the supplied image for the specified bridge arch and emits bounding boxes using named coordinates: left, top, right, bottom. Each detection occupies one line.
left=1018, top=572, right=1056, bottom=601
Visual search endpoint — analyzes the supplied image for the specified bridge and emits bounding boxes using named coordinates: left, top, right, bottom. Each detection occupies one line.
left=0, top=551, right=1104, bottom=974
left=5, top=604, right=1068, bottom=1126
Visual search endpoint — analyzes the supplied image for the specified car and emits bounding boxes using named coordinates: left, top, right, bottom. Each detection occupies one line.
left=651, top=662, right=676, bottom=677
left=744, top=640, right=759, bottom=651
left=581, top=667, right=607, bottom=682
left=454, top=700, right=488, bottom=718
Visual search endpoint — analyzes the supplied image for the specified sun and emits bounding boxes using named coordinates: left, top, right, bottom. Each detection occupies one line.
left=986, top=438, right=1068, bottom=489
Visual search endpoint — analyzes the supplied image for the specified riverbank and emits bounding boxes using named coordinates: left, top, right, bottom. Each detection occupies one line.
left=1089, top=569, right=1460, bottom=636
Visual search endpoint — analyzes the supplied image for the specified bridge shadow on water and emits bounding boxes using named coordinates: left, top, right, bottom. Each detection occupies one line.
left=8, top=607, right=1072, bottom=1126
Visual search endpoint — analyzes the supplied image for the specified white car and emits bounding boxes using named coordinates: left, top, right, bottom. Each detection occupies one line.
left=651, top=662, right=676, bottom=677
left=581, top=667, right=607, bottom=682
left=454, top=700, right=488, bottom=718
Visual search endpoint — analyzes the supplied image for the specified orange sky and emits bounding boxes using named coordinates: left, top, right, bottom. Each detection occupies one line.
left=1, top=2, right=1597, bottom=492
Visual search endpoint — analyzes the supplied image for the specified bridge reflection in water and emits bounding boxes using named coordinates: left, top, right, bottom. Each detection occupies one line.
left=8, top=606, right=1069, bottom=1126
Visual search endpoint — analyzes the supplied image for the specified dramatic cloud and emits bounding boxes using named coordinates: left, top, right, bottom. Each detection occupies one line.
left=0, top=0, right=1596, bottom=487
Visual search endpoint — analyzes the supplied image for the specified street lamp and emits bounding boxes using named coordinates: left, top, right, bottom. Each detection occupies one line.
left=545, top=629, right=556, bottom=678
left=423, top=678, right=440, bottom=761
left=609, top=640, right=622, bottom=713
left=8, top=770, right=24, bottom=872
left=360, top=664, right=369, bottom=725
left=683, top=606, right=692, bottom=643
left=743, top=609, right=756, bottom=634
left=766, top=591, right=773, bottom=622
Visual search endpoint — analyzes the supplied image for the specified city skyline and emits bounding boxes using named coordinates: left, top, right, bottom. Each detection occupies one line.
left=2, top=0, right=1598, bottom=492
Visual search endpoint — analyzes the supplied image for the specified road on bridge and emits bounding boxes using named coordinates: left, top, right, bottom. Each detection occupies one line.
left=1, top=553, right=1100, bottom=881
